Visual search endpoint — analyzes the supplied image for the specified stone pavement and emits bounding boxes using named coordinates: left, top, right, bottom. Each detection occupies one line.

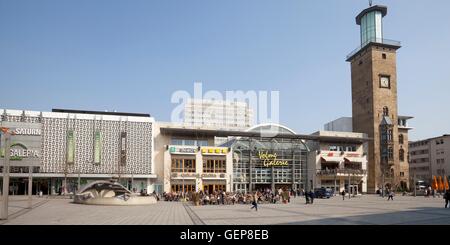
left=1, top=195, right=449, bottom=225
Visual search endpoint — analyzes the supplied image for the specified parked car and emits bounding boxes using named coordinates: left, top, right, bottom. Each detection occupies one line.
left=314, top=188, right=332, bottom=199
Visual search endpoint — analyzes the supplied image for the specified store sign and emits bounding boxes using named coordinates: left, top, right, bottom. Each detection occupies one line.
left=94, top=131, right=101, bottom=164
left=258, top=151, right=288, bottom=167
left=2, top=143, right=40, bottom=161
left=0, top=123, right=42, bottom=165
left=321, top=151, right=361, bottom=158
left=201, top=173, right=218, bottom=178
left=201, top=147, right=228, bottom=155
left=66, top=130, right=75, bottom=164
left=180, top=173, right=197, bottom=178
left=12, top=128, right=42, bottom=136
left=169, top=146, right=197, bottom=154
left=345, top=153, right=361, bottom=158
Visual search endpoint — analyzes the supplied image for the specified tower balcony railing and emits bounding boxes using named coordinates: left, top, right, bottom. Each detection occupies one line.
left=346, top=38, right=401, bottom=61
left=317, top=168, right=367, bottom=176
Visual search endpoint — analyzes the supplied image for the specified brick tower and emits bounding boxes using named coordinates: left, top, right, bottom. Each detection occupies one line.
left=346, top=5, right=412, bottom=193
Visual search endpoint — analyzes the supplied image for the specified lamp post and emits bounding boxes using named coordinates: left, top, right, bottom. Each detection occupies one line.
left=348, top=169, right=351, bottom=199
left=1, top=128, right=11, bottom=220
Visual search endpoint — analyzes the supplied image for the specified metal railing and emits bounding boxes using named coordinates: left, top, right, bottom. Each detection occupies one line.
left=346, top=38, right=401, bottom=60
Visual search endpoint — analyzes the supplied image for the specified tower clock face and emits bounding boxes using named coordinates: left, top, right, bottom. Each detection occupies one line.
left=380, top=76, right=390, bottom=88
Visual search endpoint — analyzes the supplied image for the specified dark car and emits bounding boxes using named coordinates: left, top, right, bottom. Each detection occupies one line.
left=314, top=188, right=332, bottom=199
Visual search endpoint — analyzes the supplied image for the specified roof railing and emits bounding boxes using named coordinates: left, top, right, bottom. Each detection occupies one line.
left=346, top=38, right=401, bottom=61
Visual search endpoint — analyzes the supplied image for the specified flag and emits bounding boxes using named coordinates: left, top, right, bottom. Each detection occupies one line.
left=438, top=176, right=444, bottom=191
left=432, top=176, right=438, bottom=190
left=444, top=176, right=449, bottom=190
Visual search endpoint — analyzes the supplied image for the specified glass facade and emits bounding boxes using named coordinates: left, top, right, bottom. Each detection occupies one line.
left=231, top=125, right=309, bottom=193
left=360, top=10, right=383, bottom=46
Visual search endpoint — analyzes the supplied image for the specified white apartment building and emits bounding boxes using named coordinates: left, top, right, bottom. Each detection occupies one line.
left=409, top=134, right=450, bottom=186
left=184, top=99, right=253, bottom=130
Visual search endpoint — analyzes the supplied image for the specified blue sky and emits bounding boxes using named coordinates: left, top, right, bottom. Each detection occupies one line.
left=1, top=0, right=449, bottom=141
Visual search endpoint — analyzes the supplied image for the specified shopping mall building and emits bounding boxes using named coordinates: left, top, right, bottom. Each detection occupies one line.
left=155, top=123, right=370, bottom=194
left=1, top=108, right=370, bottom=195
left=0, top=108, right=156, bottom=195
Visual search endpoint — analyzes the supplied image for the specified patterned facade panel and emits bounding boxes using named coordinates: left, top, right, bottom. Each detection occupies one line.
left=42, top=118, right=67, bottom=173
left=2, top=115, right=153, bottom=175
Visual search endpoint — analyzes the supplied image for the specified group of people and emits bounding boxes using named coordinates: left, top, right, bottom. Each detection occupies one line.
left=161, top=187, right=299, bottom=208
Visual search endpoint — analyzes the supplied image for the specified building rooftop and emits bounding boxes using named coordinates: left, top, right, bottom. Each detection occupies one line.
left=160, top=126, right=371, bottom=144
left=52, top=108, right=150, bottom=118
left=355, top=5, right=387, bottom=25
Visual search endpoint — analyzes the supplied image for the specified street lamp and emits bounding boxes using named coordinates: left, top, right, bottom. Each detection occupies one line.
left=1, top=127, right=11, bottom=220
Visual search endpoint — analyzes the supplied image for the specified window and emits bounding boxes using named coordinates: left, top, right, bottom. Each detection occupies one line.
left=399, top=134, right=404, bottom=144
left=382, top=53, right=387, bottom=59
left=399, top=148, right=405, bottom=162
left=171, top=138, right=208, bottom=147
left=388, top=129, right=393, bottom=142
left=400, top=172, right=405, bottom=177
left=383, top=106, right=389, bottom=116
left=171, top=158, right=196, bottom=173
left=388, top=147, right=394, bottom=160
left=171, top=139, right=183, bottom=145
left=329, top=145, right=357, bottom=152
left=203, top=158, right=226, bottom=173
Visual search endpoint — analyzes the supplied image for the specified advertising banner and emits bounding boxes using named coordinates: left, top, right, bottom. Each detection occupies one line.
left=67, top=130, right=75, bottom=164
left=120, top=132, right=127, bottom=165
left=94, top=131, right=101, bottom=164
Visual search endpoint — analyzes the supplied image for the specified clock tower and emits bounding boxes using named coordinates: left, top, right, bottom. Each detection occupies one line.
left=346, top=5, right=412, bottom=193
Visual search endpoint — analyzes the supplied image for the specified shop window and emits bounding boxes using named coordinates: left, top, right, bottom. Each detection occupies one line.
left=171, top=158, right=196, bottom=173
left=203, top=159, right=226, bottom=173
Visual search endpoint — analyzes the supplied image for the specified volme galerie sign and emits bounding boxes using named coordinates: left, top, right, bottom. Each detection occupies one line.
left=258, top=151, right=288, bottom=167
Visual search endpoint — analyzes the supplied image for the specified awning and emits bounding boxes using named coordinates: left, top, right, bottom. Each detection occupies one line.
left=320, top=156, right=343, bottom=162
left=344, top=157, right=365, bottom=163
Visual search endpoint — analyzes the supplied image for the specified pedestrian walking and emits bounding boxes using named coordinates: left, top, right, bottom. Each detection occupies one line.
left=341, top=190, right=346, bottom=200
left=305, top=191, right=310, bottom=204
left=444, top=190, right=450, bottom=208
left=309, top=190, right=315, bottom=204
left=251, top=192, right=258, bottom=211
left=387, top=191, right=394, bottom=201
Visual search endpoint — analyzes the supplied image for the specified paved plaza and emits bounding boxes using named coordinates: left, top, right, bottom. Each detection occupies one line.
left=1, top=195, right=449, bottom=225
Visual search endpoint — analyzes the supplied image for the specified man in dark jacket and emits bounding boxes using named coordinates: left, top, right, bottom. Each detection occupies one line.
left=341, top=190, right=346, bottom=200
left=309, top=190, right=315, bottom=204
left=444, top=190, right=450, bottom=208
left=305, top=191, right=310, bottom=204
